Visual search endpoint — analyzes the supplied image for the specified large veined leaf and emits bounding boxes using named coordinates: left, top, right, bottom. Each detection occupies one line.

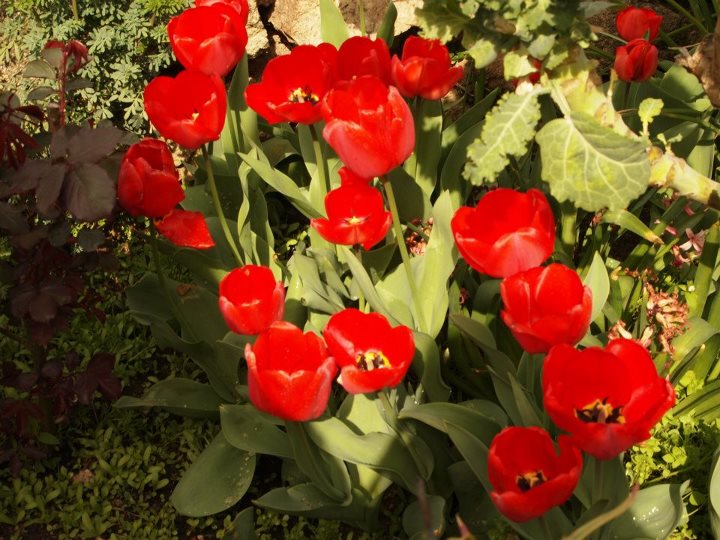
left=171, top=433, right=256, bottom=517
left=536, top=112, right=650, bottom=211
left=464, top=89, right=543, bottom=185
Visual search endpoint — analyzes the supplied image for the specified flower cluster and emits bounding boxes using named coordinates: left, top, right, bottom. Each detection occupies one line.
left=450, top=179, right=673, bottom=524
left=217, top=265, right=416, bottom=420
left=614, top=6, right=662, bottom=82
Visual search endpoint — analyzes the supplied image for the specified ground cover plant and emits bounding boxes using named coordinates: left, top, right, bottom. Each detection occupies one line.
left=4, top=0, right=720, bottom=538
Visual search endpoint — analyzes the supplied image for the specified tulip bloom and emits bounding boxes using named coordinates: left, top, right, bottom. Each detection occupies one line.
left=310, top=183, right=392, bottom=250
left=195, top=0, right=249, bottom=29
left=338, top=166, right=372, bottom=186
left=117, top=138, right=185, bottom=218
left=337, top=36, right=391, bottom=84
left=219, top=265, right=284, bottom=335
left=390, top=36, right=464, bottom=100
left=500, top=264, right=592, bottom=353
left=323, top=309, right=415, bottom=394
left=245, top=321, right=336, bottom=421
left=245, top=44, right=337, bottom=125
left=168, top=5, right=248, bottom=77
left=322, top=76, right=414, bottom=178
left=144, top=70, right=226, bottom=150
left=451, top=189, right=556, bottom=278
left=614, top=39, right=658, bottom=82
left=488, top=427, right=582, bottom=522
left=616, top=7, right=662, bottom=42
left=543, top=339, right=675, bottom=460
left=155, top=209, right=215, bottom=249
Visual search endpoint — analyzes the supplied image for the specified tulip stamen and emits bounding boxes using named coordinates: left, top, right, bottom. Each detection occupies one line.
left=289, top=86, right=319, bottom=105
left=346, top=216, right=366, bottom=225
left=576, top=397, right=626, bottom=424
left=191, top=108, right=200, bottom=121
left=516, top=470, right=547, bottom=492
left=355, top=350, right=390, bottom=372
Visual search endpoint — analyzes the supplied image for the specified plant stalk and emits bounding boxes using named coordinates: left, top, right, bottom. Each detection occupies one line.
left=354, top=247, right=367, bottom=312
left=201, top=146, right=243, bottom=266
left=309, top=123, right=330, bottom=200
left=380, top=175, right=428, bottom=333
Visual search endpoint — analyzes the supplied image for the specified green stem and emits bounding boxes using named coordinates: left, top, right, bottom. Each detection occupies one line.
left=201, top=146, right=243, bottom=266
left=70, top=0, right=79, bottom=19
left=354, top=247, right=367, bottom=312
left=149, top=222, right=197, bottom=341
left=381, top=175, right=428, bottom=333
left=309, top=124, right=330, bottom=200
left=539, top=515, right=553, bottom=540
left=357, top=0, right=366, bottom=36
left=560, top=201, right=577, bottom=266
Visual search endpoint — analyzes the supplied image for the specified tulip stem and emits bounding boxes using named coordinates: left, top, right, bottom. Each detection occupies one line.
left=357, top=0, right=366, bottom=36
left=201, top=146, right=243, bottom=267
left=592, top=457, right=605, bottom=506
left=539, top=515, right=553, bottom=540
left=149, top=222, right=197, bottom=342
left=381, top=175, right=428, bottom=333
left=309, top=124, right=330, bottom=203
left=354, top=247, right=367, bottom=312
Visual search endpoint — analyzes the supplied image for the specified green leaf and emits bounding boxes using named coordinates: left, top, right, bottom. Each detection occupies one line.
left=416, top=0, right=471, bottom=43
left=536, top=112, right=651, bottom=211
left=412, top=332, right=451, bottom=403
left=403, top=495, right=446, bottom=540
left=601, top=209, right=663, bottom=244
left=114, top=378, right=223, bottom=419
left=709, top=445, right=720, bottom=538
left=449, top=313, right=497, bottom=349
left=220, top=404, right=292, bottom=458
left=171, top=433, right=256, bottom=517
left=63, top=163, right=116, bottom=221
left=503, top=51, right=538, bottom=79
left=23, top=59, right=55, bottom=79
left=609, top=482, right=689, bottom=539
left=638, top=98, right=664, bottom=128
left=304, top=417, right=423, bottom=493
left=399, top=401, right=506, bottom=444
left=581, top=251, right=610, bottom=323
left=26, top=86, right=55, bottom=101
left=376, top=1, right=397, bottom=45
left=319, top=0, right=349, bottom=47
left=464, top=89, right=542, bottom=185
left=409, top=99, right=443, bottom=198
left=672, top=317, right=720, bottom=364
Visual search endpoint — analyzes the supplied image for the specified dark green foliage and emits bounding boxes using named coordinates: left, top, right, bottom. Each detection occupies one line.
left=1, top=0, right=191, bottom=131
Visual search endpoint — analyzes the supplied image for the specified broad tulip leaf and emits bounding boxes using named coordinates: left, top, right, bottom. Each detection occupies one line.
left=601, top=209, right=663, bottom=244
left=673, top=378, right=720, bottom=420
left=412, top=332, right=451, bottom=403
left=609, top=482, right=689, bottom=539
left=319, top=0, right=349, bottom=47
left=536, top=112, right=651, bottom=211
left=220, top=403, right=292, bottom=458
left=464, top=89, right=543, bottom=185
left=114, top=378, right=223, bottom=419
left=398, top=401, right=506, bottom=444
left=449, top=313, right=497, bottom=349
left=376, top=1, right=397, bottom=46
left=581, top=251, right=610, bottom=323
left=408, top=99, right=443, bottom=198
left=304, top=417, right=424, bottom=494
left=441, top=120, right=484, bottom=211
left=403, top=495, right=446, bottom=540
left=441, top=88, right=499, bottom=158
left=672, top=316, right=719, bottom=364
left=171, top=433, right=256, bottom=517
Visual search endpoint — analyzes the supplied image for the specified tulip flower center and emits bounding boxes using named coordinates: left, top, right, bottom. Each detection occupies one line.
left=516, top=470, right=547, bottom=492
left=355, top=350, right=391, bottom=371
left=345, top=216, right=366, bottom=225
left=289, top=86, right=320, bottom=105
left=575, top=397, right=626, bottom=424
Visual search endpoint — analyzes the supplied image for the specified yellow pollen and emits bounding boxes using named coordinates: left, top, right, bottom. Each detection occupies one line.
left=576, top=398, right=626, bottom=424
left=289, top=86, right=320, bottom=104
left=347, top=216, right=363, bottom=225
left=516, top=470, right=547, bottom=492
left=355, top=350, right=391, bottom=372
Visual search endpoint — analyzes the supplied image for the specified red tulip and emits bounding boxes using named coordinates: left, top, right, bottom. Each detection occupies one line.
left=500, top=264, right=592, bottom=353
left=323, top=308, right=415, bottom=394
left=337, top=36, right=391, bottom=84
left=219, top=265, right=284, bottom=335
left=117, top=138, right=184, bottom=218
left=310, top=183, right=392, bottom=250
left=144, top=70, right=226, bottom=150
left=167, top=5, right=248, bottom=77
left=245, top=44, right=337, bottom=125
left=322, top=76, right=414, bottom=178
left=616, top=7, right=662, bottom=42
left=195, top=0, right=249, bottom=29
left=614, top=39, right=658, bottom=82
left=488, top=427, right=582, bottom=522
left=245, top=321, right=337, bottom=421
left=451, top=189, right=556, bottom=278
left=155, top=209, right=215, bottom=249
left=338, top=166, right=372, bottom=186
left=390, top=36, right=464, bottom=100
left=542, top=339, right=675, bottom=460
